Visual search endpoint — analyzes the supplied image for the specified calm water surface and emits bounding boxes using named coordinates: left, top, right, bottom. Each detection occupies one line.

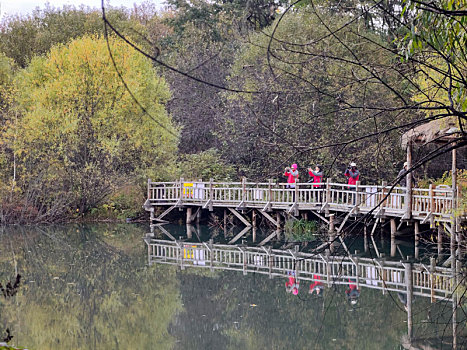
left=0, top=224, right=464, bottom=349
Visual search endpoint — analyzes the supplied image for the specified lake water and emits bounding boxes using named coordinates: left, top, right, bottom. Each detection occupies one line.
left=0, top=224, right=464, bottom=349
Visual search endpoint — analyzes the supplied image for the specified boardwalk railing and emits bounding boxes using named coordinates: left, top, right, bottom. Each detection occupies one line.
left=145, top=239, right=456, bottom=301
left=147, top=180, right=454, bottom=222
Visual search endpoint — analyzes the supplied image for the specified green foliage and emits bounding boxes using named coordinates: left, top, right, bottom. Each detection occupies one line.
left=89, top=183, right=146, bottom=221
left=178, top=149, right=235, bottom=181
left=284, top=219, right=319, bottom=241
left=1, top=35, right=178, bottom=222
left=400, top=0, right=467, bottom=113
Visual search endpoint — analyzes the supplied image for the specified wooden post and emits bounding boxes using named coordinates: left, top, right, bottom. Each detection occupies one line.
left=208, top=178, right=214, bottom=211
left=355, top=180, right=361, bottom=209
left=252, top=227, right=257, bottom=242
left=451, top=221, right=456, bottom=268
left=276, top=212, right=281, bottom=230
left=147, top=178, right=151, bottom=200
left=242, top=176, right=246, bottom=202
left=180, top=177, right=184, bottom=201
left=329, top=214, right=335, bottom=253
left=186, top=224, right=193, bottom=239
left=429, top=183, right=434, bottom=214
left=430, top=257, right=436, bottom=303
left=252, top=209, right=257, bottom=228
left=268, top=247, right=273, bottom=279
left=224, top=209, right=227, bottom=229
left=268, top=179, right=273, bottom=202
left=209, top=238, right=214, bottom=272
left=404, top=262, right=413, bottom=341
left=381, top=181, right=388, bottom=209
left=438, top=225, right=444, bottom=260
left=414, top=221, right=420, bottom=260
left=364, top=225, right=369, bottom=253
left=325, top=178, right=331, bottom=216
left=209, top=178, right=214, bottom=201
left=294, top=182, right=299, bottom=206
left=390, top=218, right=396, bottom=257
left=406, top=141, right=413, bottom=220
left=186, top=207, right=193, bottom=225
left=452, top=147, right=458, bottom=234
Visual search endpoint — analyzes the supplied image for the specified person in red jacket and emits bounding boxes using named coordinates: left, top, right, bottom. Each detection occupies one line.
left=284, top=163, right=299, bottom=188
left=309, top=274, right=324, bottom=295
left=285, top=271, right=299, bottom=295
left=307, top=165, right=323, bottom=188
left=344, top=162, right=360, bottom=188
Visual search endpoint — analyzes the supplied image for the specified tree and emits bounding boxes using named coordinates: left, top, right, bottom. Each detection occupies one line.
left=3, top=35, right=178, bottom=222
left=219, top=6, right=409, bottom=181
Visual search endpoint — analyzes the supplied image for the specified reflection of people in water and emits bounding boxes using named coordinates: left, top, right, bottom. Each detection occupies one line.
left=309, top=274, right=324, bottom=295
left=345, top=278, right=360, bottom=305
left=397, top=292, right=415, bottom=312
left=285, top=271, right=299, bottom=295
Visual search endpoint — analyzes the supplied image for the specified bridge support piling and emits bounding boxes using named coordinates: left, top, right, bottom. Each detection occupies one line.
left=404, top=262, right=413, bottom=341
left=364, top=226, right=369, bottom=253
left=390, top=219, right=396, bottom=258
left=186, top=207, right=193, bottom=225
left=224, top=209, right=227, bottom=229
left=414, top=221, right=420, bottom=260
left=380, top=223, right=385, bottom=251
left=438, top=225, right=443, bottom=259
left=276, top=212, right=281, bottom=230
left=328, top=214, right=336, bottom=253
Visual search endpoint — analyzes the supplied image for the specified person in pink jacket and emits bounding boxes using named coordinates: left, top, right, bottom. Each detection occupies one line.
left=284, top=163, right=299, bottom=189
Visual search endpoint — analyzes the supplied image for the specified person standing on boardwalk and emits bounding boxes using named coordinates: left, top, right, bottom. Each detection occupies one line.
left=344, top=162, right=359, bottom=188
left=397, top=162, right=416, bottom=187
left=284, top=163, right=299, bottom=189
left=307, top=165, right=323, bottom=188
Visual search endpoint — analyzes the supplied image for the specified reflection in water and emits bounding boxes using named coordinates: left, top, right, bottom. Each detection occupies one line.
left=0, top=224, right=181, bottom=350
left=147, top=224, right=467, bottom=350
left=0, top=223, right=465, bottom=349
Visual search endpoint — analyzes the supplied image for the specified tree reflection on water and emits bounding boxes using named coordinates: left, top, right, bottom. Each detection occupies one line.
left=0, top=224, right=465, bottom=349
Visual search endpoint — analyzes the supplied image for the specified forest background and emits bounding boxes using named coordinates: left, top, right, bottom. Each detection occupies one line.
left=0, top=0, right=465, bottom=224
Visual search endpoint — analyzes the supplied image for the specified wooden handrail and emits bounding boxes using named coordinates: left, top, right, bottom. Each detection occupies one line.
left=147, top=180, right=455, bottom=222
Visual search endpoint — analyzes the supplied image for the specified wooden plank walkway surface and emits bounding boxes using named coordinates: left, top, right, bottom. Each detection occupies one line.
left=146, top=180, right=455, bottom=223
left=145, top=238, right=457, bottom=301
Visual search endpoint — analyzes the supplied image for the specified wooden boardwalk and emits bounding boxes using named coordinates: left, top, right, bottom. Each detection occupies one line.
left=145, top=179, right=456, bottom=225
left=145, top=238, right=458, bottom=301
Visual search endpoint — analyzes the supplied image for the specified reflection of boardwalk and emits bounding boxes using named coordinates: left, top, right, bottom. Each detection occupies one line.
left=145, top=238, right=456, bottom=301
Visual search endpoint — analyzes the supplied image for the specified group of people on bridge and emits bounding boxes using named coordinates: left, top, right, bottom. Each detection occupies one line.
left=284, top=161, right=412, bottom=188
left=284, top=162, right=360, bottom=188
